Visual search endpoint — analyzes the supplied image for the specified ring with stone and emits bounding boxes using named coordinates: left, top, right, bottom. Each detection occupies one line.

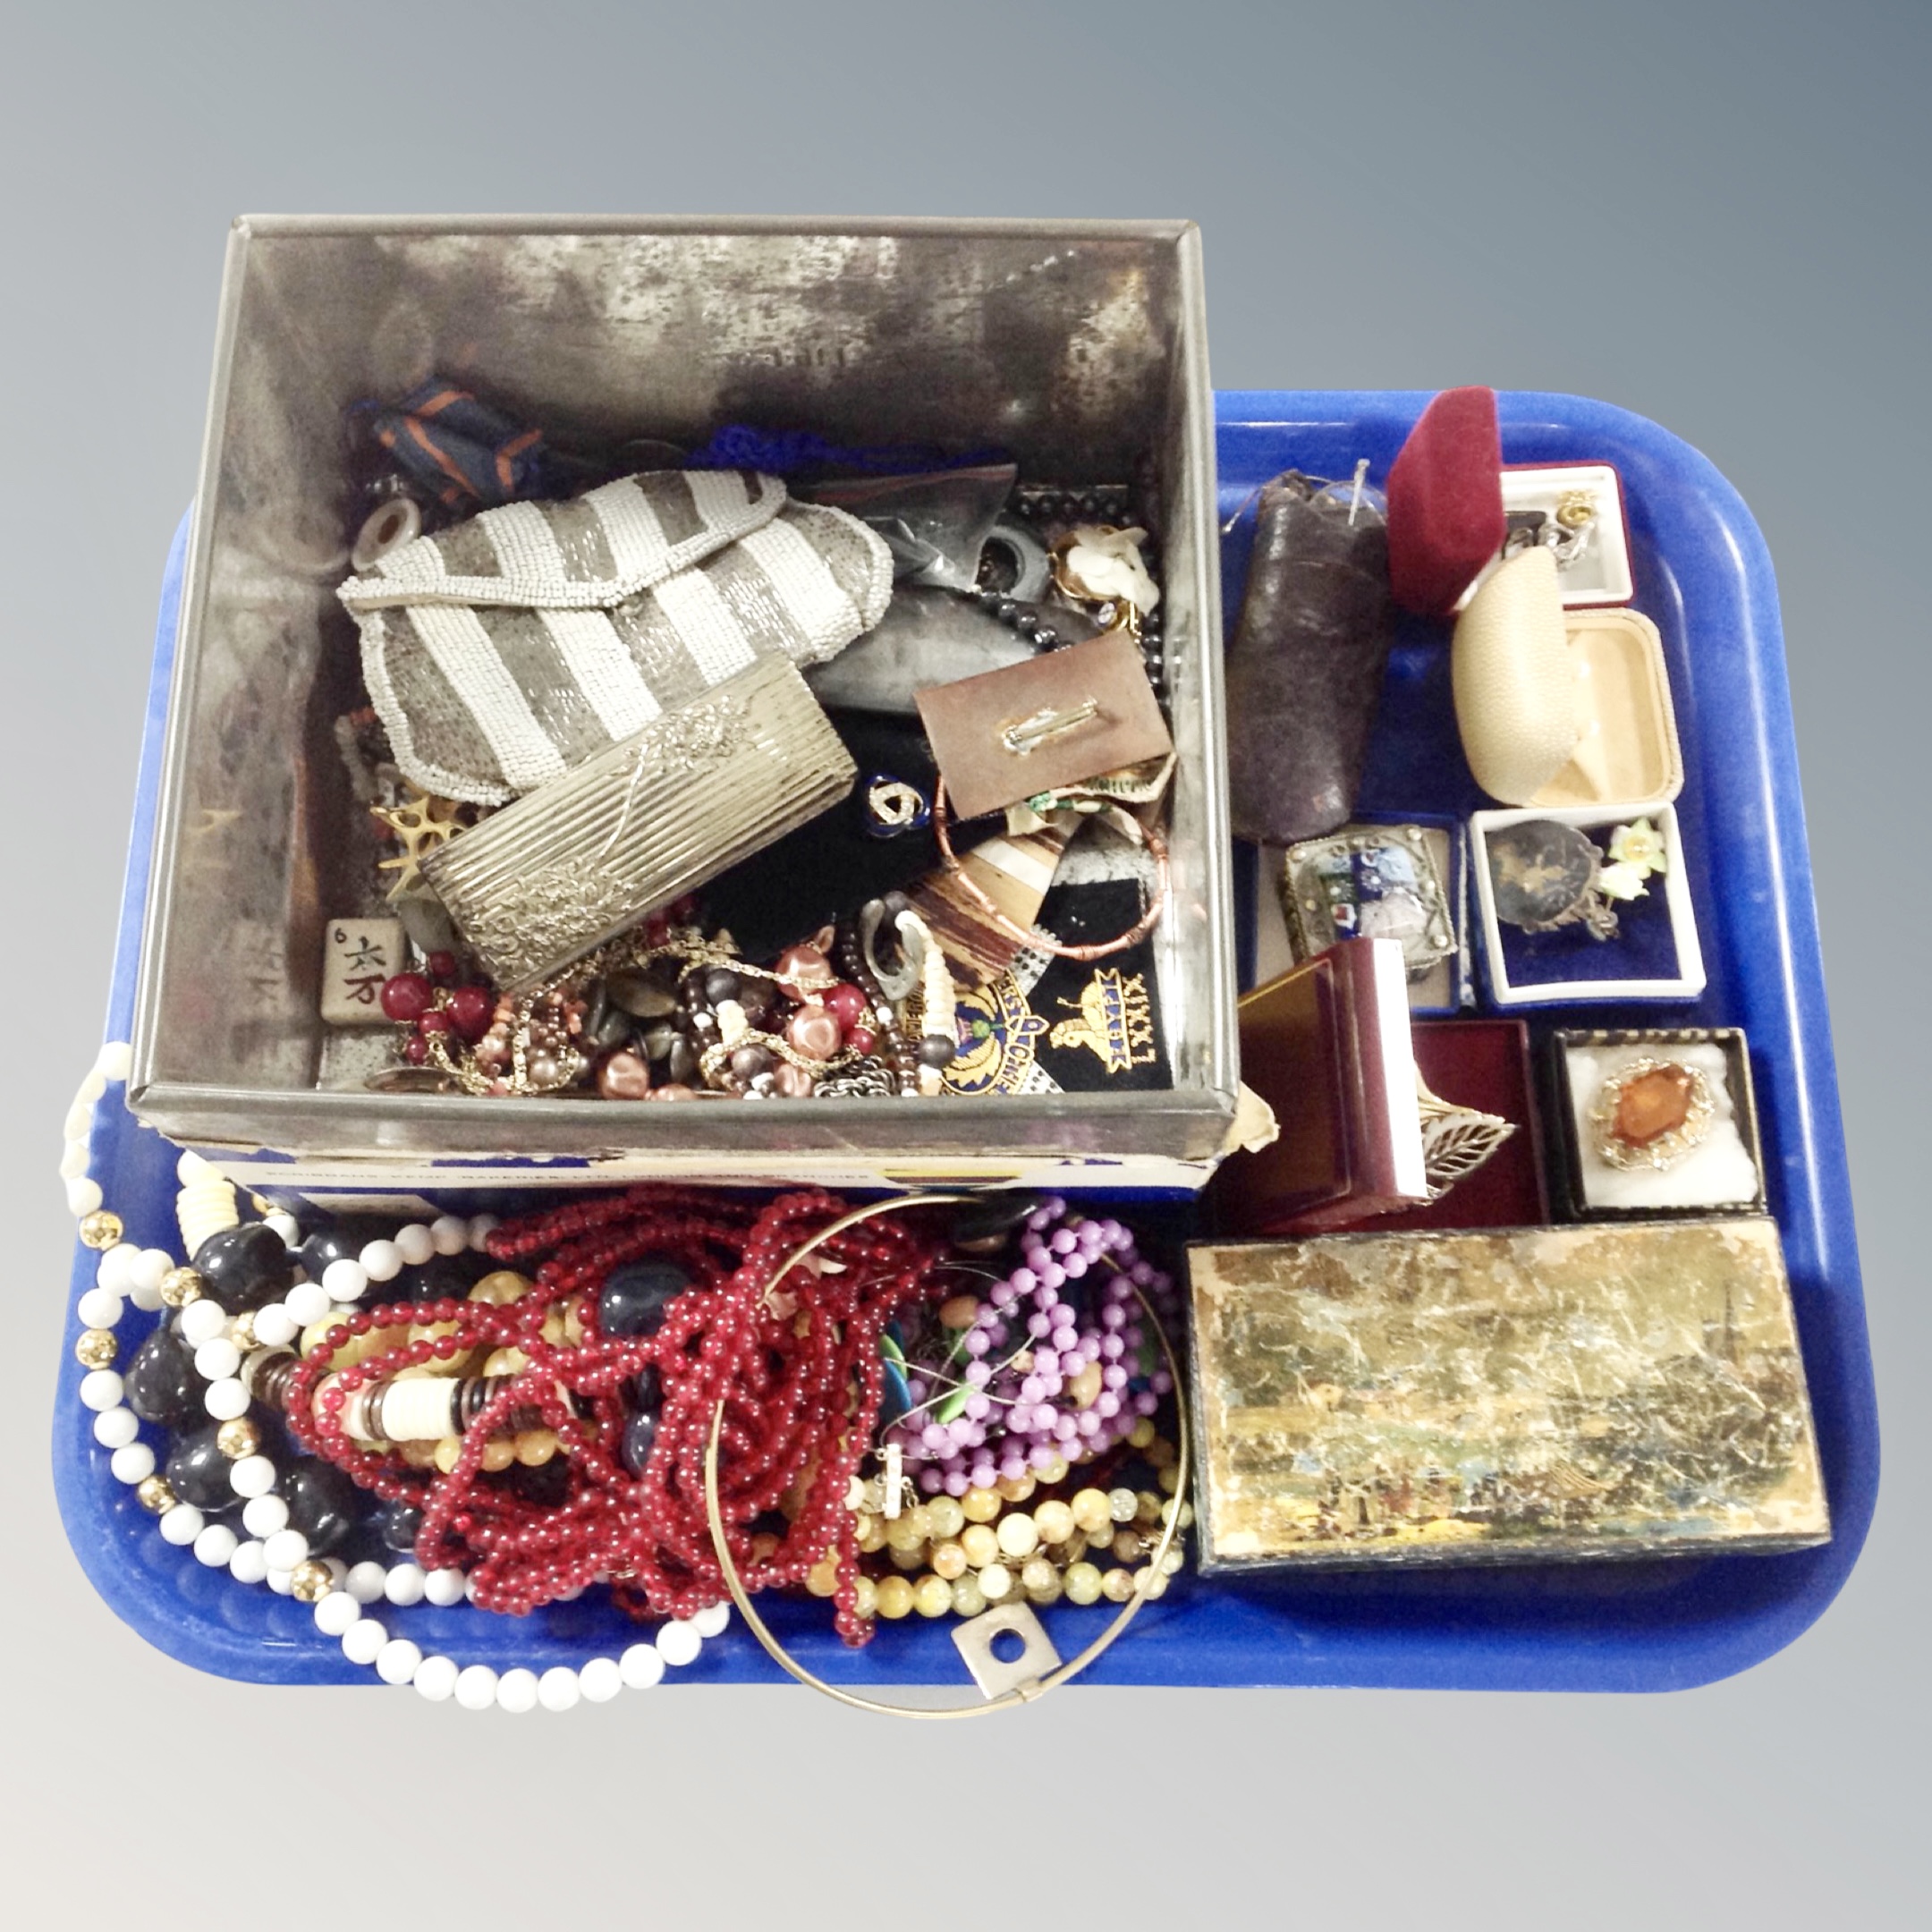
left=862, top=774, right=930, bottom=837
left=1589, top=1057, right=1715, bottom=1171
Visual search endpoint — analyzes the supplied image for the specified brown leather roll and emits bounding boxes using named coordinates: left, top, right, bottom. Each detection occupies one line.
left=1224, top=472, right=1395, bottom=845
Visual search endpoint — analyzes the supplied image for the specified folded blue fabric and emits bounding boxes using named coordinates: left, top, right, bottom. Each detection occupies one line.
left=358, top=380, right=556, bottom=509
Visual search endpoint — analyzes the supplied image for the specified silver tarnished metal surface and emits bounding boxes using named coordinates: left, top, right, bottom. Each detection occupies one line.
left=420, top=656, right=853, bottom=988
left=129, top=217, right=1234, bottom=1163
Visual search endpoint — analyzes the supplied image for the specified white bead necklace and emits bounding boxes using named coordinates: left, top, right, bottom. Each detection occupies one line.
left=64, top=1041, right=728, bottom=1708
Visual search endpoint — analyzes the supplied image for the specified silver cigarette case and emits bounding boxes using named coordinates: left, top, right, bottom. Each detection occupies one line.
left=420, top=653, right=855, bottom=990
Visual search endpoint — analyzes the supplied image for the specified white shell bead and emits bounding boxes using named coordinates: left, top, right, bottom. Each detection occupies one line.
left=321, top=1259, right=369, bottom=1303
left=313, top=1591, right=361, bottom=1638
left=537, top=1667, right=580, bottom=1713
left=453, top=1665, right=498, bottom=1711
left=77, top=1287, right=123, bottom=1331
left=344, top=1561, right=387, bottom=1605
left=242, top=1493, right=289, bottom=1536
left=372, top=1377, right=457, bottom=1443
left=359, top=1240, right=403, bottom=1284
left=618, top=1643, right=665, bottom=1689
left=423, top=1567, right=467, bottom=1606
left=430, top=1216, right=469, bottom=1256
left=375, top=1639, right=422, bottom=1686
left=193, top=1338, right=242, bottom=1382
left=413, top=1655, right=460, bottom=1702
left=97, top=1041, right=132, bottom=1081
left=250, top=1303, right=299, bottom=1347
left=93, top=1407, right=140, bottom=1449
left=228, top=1540, right=269, bottom=1584
left=96, top=1244, right=139, bottom=1292
left=494, top=1668, right=538, bottom=1713
left=342, top=1619, right=386, bottom=1665
left=66, top=1176, right=104, bottom=1217
left=262, top=1528, right=309, bottom=1572
left=110, top=1443, right=156, bottom=1484
left=655, top=1621, right=702, bottom=1668
left=80, top=1370, right=125, bottom=1411
left=578, top=1657, right=623, bottom=1703
left=131, top=1250, right=174, bottom=1295
left=203, top=1377, right=250, bottom=1421
left=383, top=1563, right=427, bottom=1607
left=283, top=1281, right=332, bottom=1326
left=193, top=1523, right=239, bottom=1568
left=394, top=1224, right=436, bottom=1267
left=232, top=1458, right=280, bottom=1503
left=178, top=1298, right=229, bottom=1347
left=159, top=1504, right=205, bottom=1546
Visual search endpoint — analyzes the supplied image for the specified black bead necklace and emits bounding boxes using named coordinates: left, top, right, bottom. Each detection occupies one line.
left=954, top=489, right=1167, bottom=700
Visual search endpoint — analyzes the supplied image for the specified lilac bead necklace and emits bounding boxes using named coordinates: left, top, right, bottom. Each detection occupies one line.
left=881, top=1199, right=1180, bottom=1497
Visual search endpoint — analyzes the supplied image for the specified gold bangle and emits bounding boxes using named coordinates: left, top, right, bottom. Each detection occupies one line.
left=930, top=782, right=1171, bottom=963
left=701, top=1193, right=1191, bottom=1717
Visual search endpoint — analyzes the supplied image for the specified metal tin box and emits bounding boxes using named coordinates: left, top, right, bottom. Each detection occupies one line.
left=129, top=217, right=1236, bottom=1183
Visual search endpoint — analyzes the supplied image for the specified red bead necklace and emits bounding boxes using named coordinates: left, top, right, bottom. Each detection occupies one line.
left=284, top=1188, right=951, bottom=1646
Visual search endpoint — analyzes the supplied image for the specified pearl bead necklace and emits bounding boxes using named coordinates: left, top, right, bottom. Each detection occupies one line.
left=64, top=1040, right=729, bottom=1707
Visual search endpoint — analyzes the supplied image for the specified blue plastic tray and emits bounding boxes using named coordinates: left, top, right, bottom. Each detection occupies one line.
left=54, top=392, right=1878, bottom=1690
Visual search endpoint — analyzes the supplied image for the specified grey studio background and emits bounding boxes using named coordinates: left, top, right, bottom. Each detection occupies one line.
left=4, top=4, right=1922, bottom=1927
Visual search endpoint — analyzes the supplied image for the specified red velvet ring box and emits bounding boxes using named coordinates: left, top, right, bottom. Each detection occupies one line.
left=1388, top=390, right=1637, bottom=616
left=1387, top=386, right=1504, bottom=618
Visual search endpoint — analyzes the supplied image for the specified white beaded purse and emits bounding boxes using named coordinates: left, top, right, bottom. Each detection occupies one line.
left=339, top=469, right=893, bottom=806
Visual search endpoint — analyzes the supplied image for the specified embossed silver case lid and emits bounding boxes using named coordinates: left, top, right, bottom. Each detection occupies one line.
left=130, top=216, right=1235, bottom=1169
left=420, top=654, right=856, bottom=990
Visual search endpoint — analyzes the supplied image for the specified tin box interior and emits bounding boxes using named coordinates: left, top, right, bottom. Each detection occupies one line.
left=129, top=217, right=1236, bottom=1166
